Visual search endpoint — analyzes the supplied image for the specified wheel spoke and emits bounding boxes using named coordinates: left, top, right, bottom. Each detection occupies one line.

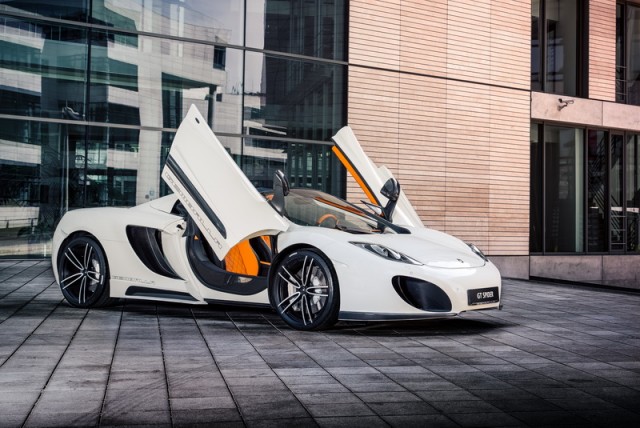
left=61, top=272, right=83, bottom=289
left=307, top=290, right=328, bottom=297
left=303, top=295, right=315, bottom=322
left=79, top=276, right=87, bottom=304
left=300, top=256, right=308, bottom=287
left=278, top=268, right=301, bottom=289
left=83, top=244, right=93, bottom=270
left=278, top=292, right=301, bottom=313
left=86, top=270, right=102, bottom=283
left=64, top=249, right=83, bottom=271
left=300, top=295, right=308, bottom=325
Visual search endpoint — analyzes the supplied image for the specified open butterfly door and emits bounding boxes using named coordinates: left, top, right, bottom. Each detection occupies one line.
left=162, top=105, right=289, bottom=260
left=331, top=126, right=424, bottom=228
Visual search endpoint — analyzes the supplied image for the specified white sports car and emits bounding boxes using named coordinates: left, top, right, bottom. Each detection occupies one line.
left=52, top=105, right=501, bottom=330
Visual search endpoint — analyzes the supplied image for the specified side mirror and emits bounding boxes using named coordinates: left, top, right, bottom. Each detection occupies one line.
left=271, top=170, right=289, bottom=216
left=381, top=178, right=400, bottom=202
left=380, top=178, right=400, bottom=222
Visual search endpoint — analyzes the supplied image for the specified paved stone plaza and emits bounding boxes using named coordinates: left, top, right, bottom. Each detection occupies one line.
left=1, top=260, right=640, bottom=427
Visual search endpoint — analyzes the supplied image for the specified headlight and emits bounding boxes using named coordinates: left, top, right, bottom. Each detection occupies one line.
left=350, top=242, right=422, bottom=265
left=467, top=243, right=488, bottom=261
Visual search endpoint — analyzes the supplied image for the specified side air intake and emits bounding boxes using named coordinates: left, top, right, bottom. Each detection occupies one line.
left=126, top=226, right=182, bottom=280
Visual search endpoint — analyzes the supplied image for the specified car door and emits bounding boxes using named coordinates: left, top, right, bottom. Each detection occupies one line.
left=331, top=126, right=424, bottom=228
left=162, top=105, right=289, bottom=260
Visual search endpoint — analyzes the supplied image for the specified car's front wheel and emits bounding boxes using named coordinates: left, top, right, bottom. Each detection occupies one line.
left=270, top=248, right=339, bottom=330
left=58, top=235, right=115, bottom=308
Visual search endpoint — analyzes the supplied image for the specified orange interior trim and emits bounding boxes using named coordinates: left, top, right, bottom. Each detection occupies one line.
left=332, top=146, right=379, bottom=205
left=224, top=239, right=259, bottom=276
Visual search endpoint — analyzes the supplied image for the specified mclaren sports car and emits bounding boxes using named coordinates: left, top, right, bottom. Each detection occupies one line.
left=52, top=105, right=501, bottom=330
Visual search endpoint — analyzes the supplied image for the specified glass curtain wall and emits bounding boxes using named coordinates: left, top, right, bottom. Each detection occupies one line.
left=532, top=124, right=640, bottom=254
left=0, top=0, right=347, bottom=257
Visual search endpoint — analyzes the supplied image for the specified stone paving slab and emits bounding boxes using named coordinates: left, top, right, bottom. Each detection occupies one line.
left=1, top=260, right=640, bottom=427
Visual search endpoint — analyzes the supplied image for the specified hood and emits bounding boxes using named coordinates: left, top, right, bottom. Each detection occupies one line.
left=363, top=227, right=486, bottom=269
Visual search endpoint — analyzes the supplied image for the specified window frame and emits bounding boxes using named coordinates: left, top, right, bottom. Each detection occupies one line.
left=531, top=0, right=589, bottom=97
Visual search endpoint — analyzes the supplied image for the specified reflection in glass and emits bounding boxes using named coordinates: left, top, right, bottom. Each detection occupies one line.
left=587, top=130, right=607, bottom=252
left=530, top=123, right=543, bottom=252
left=544, top=126, right=583, bottom=252
left=242, top=139, right=342, bottom=195
left=610, top=135, right=625, bottom=251
left=531, top=0, right=541, bottom=91
left=89, top=30, right=243, bottom=134
left=91, top=0, right=244, bottom=46
left=0, top=16, right=87, bottom=118
left=627, top=135, right=640, bottom=252
left=0, top=118, right=68, bottom=257
left=0, top=0, right=88, bottom=21
left=544, top=0, right=580, bottom=96
left=247, top=0, right=346, bottom=60
left=244, top=52, right=345, bottom=141
left=626, top=5, right=640, bottom=105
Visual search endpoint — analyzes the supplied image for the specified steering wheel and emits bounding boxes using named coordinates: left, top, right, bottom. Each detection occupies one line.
left=316, top=213, right=339, bottom=228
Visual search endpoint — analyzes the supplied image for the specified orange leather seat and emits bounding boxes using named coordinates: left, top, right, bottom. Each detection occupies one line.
left=224, top=239, right=259, bottom=276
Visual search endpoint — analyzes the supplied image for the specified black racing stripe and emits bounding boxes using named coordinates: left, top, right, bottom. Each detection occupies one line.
left=165, top=155, right=227, bottom=239
left=333, top=144, right=381, bottom=206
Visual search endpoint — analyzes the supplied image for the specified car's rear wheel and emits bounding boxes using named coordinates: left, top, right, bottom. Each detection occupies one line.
left=58, top=235, right=115, bottom=307
left=270, top=249, right=339, bottom=330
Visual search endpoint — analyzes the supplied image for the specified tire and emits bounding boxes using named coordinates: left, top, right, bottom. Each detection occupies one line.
left=58, top=235, right=115, bottom=308
left=269, top=248, right=340, bottom=331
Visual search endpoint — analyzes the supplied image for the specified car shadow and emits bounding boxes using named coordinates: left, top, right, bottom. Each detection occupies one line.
left=330, top=316, right=513, bottom=337
left=96, top=300, right=512, bottom=336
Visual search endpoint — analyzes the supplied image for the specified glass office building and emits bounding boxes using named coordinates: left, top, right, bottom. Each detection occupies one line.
left=0, top=0, right=347, bottom=257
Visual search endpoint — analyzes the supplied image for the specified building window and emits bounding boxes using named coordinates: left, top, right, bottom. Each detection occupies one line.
left=532, top=123, right=640, bottom=254
left=544, top=125, right=585, bottom=253
left=626, top=134, right=640, bottom=251
left=616, top=2, right=640, bottom=104
left=531, top=0, right=587, bottom=96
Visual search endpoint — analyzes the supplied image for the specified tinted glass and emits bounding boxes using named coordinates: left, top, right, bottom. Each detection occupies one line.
left=0, top=0, right=87, bottom=21
left=246, top=0, right=346, bottom=60
left=244, top=52, right=345, bottom=141
left=610, top=135, right=625, bottom=251
left=617, top=3, right=625, bottom=102
left=0, top=16, right=87, bottom=118
left=285, top=189, right=380, bottom=233
left=0, top=118, right=66, bottom=257
left=627, top=134, right=640, bottom=252
left=545, top=0, right=580, bottom=96
left=88, top=30, right=243, bottom=133
left=544, top=126, right=584, bottom=252
left=91, top=0, right=244, bottom=46
left=530, top=123, right=543, bottom=252
left=627, top=5, right=640, bottom=105
left=242, top=139, right=342, bottom=195
left=531, top=0, right=541, bottom=91
left=587, top=130, right=607, bottom=252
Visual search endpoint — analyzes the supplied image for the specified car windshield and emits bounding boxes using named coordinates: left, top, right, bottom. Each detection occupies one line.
left=283, top=188, right=385, bottom=234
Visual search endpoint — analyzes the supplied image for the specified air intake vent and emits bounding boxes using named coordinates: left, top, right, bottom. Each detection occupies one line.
left=126, top=226, right=182, bottom=280
left=392, top=276, right=452, bottom=312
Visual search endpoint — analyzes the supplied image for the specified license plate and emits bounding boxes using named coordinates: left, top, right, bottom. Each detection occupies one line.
left=468, top=287, right=499, bottom=306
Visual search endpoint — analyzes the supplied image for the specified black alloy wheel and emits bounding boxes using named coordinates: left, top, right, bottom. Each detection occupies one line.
left=270, top=249, right=339, bottom=330
left=58, top=235, right=114, bottom=307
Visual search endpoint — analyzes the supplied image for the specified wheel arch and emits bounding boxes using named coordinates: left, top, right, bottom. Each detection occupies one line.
left=56, top=231, right=110, bottom=277
left=267, top=243, right=341, bottom=309
left=267, top=243, right=315, bottom=290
